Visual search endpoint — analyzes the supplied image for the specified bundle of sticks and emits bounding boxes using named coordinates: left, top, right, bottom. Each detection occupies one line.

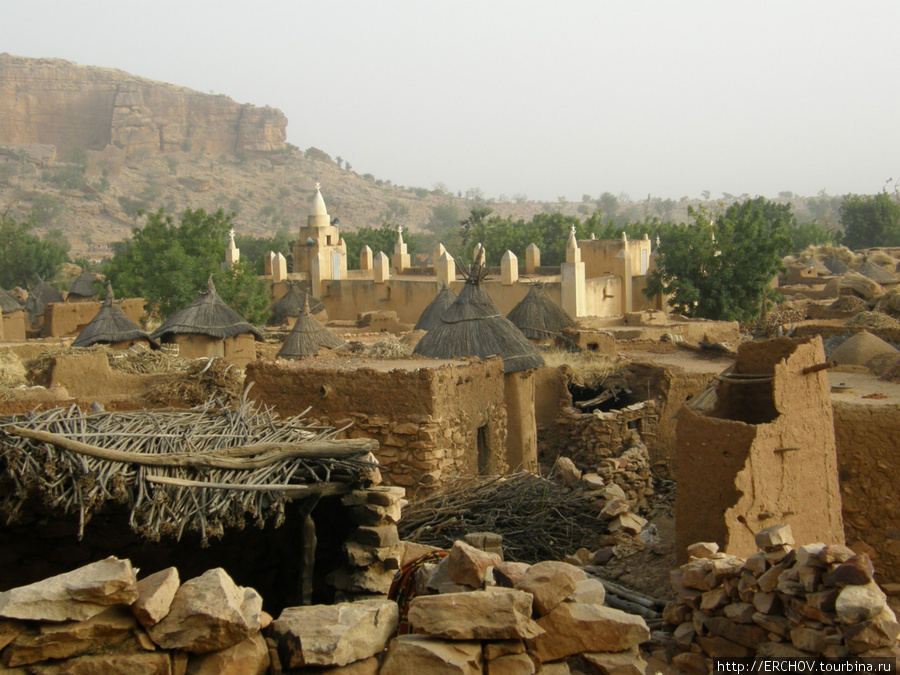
left=0, top=396, right=377, bottom=545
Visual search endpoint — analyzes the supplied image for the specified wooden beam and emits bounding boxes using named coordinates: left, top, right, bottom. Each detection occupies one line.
left=3, top=425, right=378, bottom=470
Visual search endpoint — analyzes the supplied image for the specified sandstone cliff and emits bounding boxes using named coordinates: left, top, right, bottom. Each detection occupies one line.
left=0, top=54, right=286, bottom=159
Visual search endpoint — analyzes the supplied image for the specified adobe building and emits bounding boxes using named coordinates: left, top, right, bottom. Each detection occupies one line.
left=291, top=183, right=348, bottom=284
left=674, top=337, right=845, bottom=563
left=150, top=277, right=262, bottom=368
left=246, top=357, right=510, bottom=492
left=269, top=186, right=663, bottom=326
left=0, top=288, right=26, bottom=342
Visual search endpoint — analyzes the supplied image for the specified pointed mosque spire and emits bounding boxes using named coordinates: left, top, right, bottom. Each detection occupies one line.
left=227, top=228, right=237, bottom=250
left=311, top=181, right=328, bottom=216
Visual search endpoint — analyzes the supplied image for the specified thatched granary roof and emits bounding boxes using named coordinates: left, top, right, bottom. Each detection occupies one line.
left=858, top=259, right=898, bottom=285
left=267, top=281, right=325, bottom=326
left=24, top=281, right=64, bottom=323
left=413, top=263, right=544, bottom=374
left=67, top=268, right=96, bottom=299
left=277, top=296, right=345, bottom=360
left=151, top=276, right=263, bottom=342
left=414, top=284, right=458, bottom=332
left=507, top=283, right=575, bottom=341
left=0, top=287, right=23, bottom=314
left=72, top=284, right=158, bottom=349
left=824, top=254, right=849, bottom=275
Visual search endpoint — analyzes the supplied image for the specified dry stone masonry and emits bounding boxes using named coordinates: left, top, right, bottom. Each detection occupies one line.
left=664, top=525, right=900, bottom=671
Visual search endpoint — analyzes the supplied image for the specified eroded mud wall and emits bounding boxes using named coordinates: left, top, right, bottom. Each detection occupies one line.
left=833, top=401, right=900, bottom=584
left=675, top=337, right=844, bottom=563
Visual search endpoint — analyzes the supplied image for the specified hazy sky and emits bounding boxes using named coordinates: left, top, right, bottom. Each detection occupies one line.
left=5, top=1, right=900, bottom=202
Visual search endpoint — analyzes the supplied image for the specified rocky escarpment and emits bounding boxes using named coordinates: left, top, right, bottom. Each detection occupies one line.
left=0, top=54, right=286, bottom=159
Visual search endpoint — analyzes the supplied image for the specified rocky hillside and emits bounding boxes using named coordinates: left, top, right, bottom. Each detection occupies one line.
left=0, top=54, right=842, bottom=262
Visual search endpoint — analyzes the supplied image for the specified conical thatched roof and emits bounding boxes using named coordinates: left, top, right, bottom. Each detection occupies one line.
left=24, top=282, right=64, bottom=320
left=414, top=284, right=458, bottom=332
left=277, top=296, right=345, bottom=360
left=267, top=281, right=326, bottom=326
left=151, top=277, right=263, bottom=342
left=72, top=284, right=158, bottom=348
left=68, top=268, right=96, bottom=298
left=413, top=264, right=544, bottom=374
left=507, top=284, right=575, bottom=340
left=824, top=254, right=849, bottom=275
left=0, top=288, right=23, bottom=314
left=858, top=259, right=898, bottom=285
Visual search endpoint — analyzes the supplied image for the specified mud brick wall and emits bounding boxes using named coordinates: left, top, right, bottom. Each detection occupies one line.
left=833, top=401, right=900, bottom=585
left=246, top=358, right=509, bottom=494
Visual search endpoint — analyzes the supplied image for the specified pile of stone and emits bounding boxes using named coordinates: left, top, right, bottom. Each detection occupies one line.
left=389, top=539, right=649, bottom=674
left=554, top=453, right=655, bottom=562
left=550, top=404, right=658, bottom=513
left=664, top=524, right=900, bottom=672
left=326, top=485, right=412, bottom=598
left=0, top=557, right=270, bottom=674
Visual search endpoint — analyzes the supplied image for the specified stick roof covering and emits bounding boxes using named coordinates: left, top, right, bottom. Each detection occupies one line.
left=506, top=283, right=575, bottom=340
left=0, top=398, right=379, bottom=543
left=24, top=281, right=63, bottom=316
left=268, top=281, right=326, bottom=325
left=277, top=296, right=345, bottom=359
left=824, top=254, right=849, bottom=275
left=72, top=283, right=158, bottom=349
left=413, top=284, right=458, bottom=332
left=413, top=263, right=544, bottom=374
left=858, top=259, right=898, bottom=285
left=0, top=287, right=22, bottom=314
left=151, top=276, right=263, bottom=342
left=67, top=268, right=96, bottom=298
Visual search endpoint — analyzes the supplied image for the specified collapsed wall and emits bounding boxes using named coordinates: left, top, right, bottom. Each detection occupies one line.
left=675, top=337, right=845, bottom=563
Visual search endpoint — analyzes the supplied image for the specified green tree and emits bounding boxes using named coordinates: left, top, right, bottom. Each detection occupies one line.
left=104, top=208, right=252, bottom=319
left=342, top=223, right=417, bottom=269
left=213, top=259, right=270, bottom=325
left=645, top=198, right=792, bottom=322
left=235, top=229, right=295, bottom=274
left=0, top=214, right=71, bottom=288
left=839, top=192, right=900, bottom=249
left=786, top=221, right=840, bottom=252
left=425, top=202, right=460, bottom=235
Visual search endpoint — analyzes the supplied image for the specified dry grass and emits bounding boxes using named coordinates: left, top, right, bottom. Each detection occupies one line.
left=541, top=348, right=617, bottom=388
left=0, top=353, right=27, bottom=387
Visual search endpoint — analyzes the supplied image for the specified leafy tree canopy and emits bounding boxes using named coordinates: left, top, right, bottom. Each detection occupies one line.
left=342, top=222, right=419, bottom=270
left=839, top=192, right=900, bottom=249
left=644, top=198, right=793, bottom=322
left=104, top=208, right=269, bottom=323
left=0, top=214, right=71, bottom=289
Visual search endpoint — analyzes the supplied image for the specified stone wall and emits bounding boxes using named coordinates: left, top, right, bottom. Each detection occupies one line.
left=665, top=526, right=900, bottom=666
left=246, top=358, right=509, bottom=493
left=833, top=401, right=900, bottom=585
left=540, top=401, right=659, bottom=512
left=0, top=54, right=286, bottom=158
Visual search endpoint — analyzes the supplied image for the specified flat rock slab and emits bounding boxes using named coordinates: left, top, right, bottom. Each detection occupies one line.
left=22, top=651, right=173, bottom=674
left=0, top=557, right=138, bottom=623
left=269, top=600, right=398, bottom=668
left=529, top=602, right=650, bottom=663
left=380, top=635, right=483, bottom=675
left=3, top=606, right=137, bottom=668
left=408, top=588, right=543, bottom=641
left=147, top=568, right=262, bottom=654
